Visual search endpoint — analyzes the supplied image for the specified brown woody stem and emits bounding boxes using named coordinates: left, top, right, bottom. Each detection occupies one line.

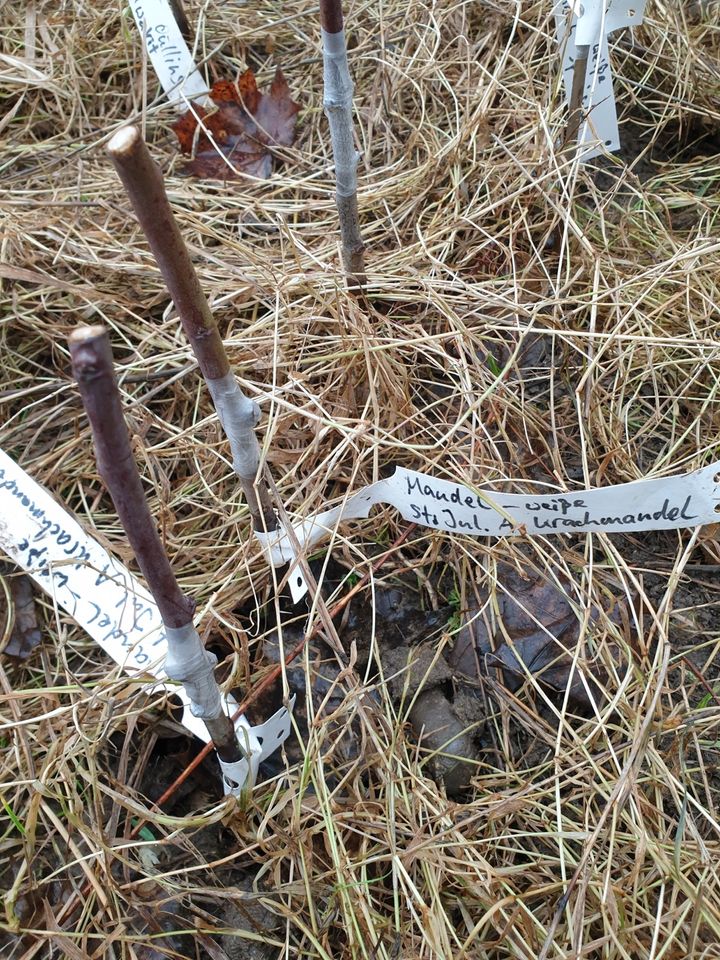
left=168, top=0, right=191, bottom=41
left=319, top=0, right=344, bottom=34
left=69, top=327, right=194, bottom=628
left=336, top=192, right=366, bottom=280
left=320, top=0, right=367, bottom=290
left=106, top=125, right=275, bottom=532
left=107, top=127, right=228, bottom=381
left=69, top=325, right=240, bottom=762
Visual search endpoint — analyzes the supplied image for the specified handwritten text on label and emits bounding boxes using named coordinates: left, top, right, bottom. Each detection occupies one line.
left=1, top=449, right=211, bottom=742
left=129, top=0, right=208, bottom=105
left=257, top=461, right=720, bottom=602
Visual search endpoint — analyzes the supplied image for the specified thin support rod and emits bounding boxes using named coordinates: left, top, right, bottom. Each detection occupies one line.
left=564, top=45, right=588, bottom=151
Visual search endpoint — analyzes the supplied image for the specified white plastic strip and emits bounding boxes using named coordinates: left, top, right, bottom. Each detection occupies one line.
left=219, top=696, right=295, bottom=796
left=257, top=461, right=720, bottom=602
left=555, top=0, right=648, bottom=160
left=129, top=0, right=209, bottom=106
left=206, top=373, right=262, bottom=480
left=0, top=449, right=291, bottom=788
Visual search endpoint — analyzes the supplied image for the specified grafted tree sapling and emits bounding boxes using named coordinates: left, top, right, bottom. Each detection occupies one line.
left=69, top=325, right=242, bottom=765
left=106, top=125, right=276, bottom=533
left=319, top=0, right=366, bottom=288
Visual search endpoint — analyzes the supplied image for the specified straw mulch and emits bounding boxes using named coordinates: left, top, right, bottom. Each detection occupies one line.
left=2, top=1, right=720, bottom=957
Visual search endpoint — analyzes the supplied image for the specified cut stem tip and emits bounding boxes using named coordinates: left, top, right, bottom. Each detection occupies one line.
left=107, top=125, right=142, bottom=160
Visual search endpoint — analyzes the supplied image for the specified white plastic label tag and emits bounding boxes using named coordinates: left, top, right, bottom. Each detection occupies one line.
left=555, top=0, right=648, bottom=159
left=257, top=461, right=720, bottom=602
left=129, top=0, right=209, bottom=106
left=0, top=450, right=292, bottom=788
left=569, top=0, right=648, bottom=35
left=219, top=697, right=296, bottom=796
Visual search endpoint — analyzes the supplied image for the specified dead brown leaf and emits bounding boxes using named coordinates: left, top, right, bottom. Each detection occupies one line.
left=0, top=567, right=42, bottom=660
left=173, top=68, right=300, bottom=180
left=450, top=562, right=626, bottom=712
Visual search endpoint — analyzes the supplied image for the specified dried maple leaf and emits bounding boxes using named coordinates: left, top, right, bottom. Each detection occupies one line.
left=173, top=68, right=299, bottom=180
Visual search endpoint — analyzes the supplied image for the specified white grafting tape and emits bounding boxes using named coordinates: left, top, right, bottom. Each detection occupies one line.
left=206, top=373, right=262, bottom=480
left=321, top=27, right=359, bottom=198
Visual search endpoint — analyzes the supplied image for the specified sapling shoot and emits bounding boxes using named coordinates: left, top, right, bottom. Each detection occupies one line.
left=319, top=0, right=366, bottom=288
left=106, top=125, right=276, bottom=533
left=69, top=325, right=242, bottom=764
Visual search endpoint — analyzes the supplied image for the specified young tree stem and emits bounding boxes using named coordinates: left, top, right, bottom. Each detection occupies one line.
left=107, top=127, right=227, bottom=381
left=320, top=0, right=366, bottom=289
left=69, top=325, right=240, bottom=762
left=106, top=125, right=275, bottom=531
left=168, top=0, right=191, bottom=41
left=319, top=0, right=343, bottom=33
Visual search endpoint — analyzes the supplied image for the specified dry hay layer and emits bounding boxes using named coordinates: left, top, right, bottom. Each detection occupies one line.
left=2, top=1, right=720, bottom=958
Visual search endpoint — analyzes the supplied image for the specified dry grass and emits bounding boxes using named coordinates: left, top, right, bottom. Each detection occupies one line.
left=2, top=0, right=720, bottom=957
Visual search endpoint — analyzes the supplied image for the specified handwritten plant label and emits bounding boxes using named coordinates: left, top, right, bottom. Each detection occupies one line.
left=258, top=461, right=720, bottom=602
left=555, top=0, right=647, bottom=160
left=129, top=0, right=208, bottom=106
left=0, top=449, right=292, bottom=775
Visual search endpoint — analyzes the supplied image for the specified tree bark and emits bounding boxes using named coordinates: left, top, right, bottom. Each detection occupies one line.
left=106, top=125, right=276, bottom=531
left=107, top=126, right=228, bottom=381
left=69, top=326, right=195, bottom=629
left=564, top=46, right=588, bottom=151
left=319, top=0, right=344, bottom=33
left=69, top=325, right=240, bottom=762
left=320, top=0, right=366, bottom=289
left=169, top=0, right=191, bottom=41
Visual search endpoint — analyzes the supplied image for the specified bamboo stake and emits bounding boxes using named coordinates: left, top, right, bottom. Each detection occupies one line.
left=319, top=0, right=366, bottom=288
left=106, top=125, right=276, bottom=532
left=69, top=325, right=242, bottom=763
